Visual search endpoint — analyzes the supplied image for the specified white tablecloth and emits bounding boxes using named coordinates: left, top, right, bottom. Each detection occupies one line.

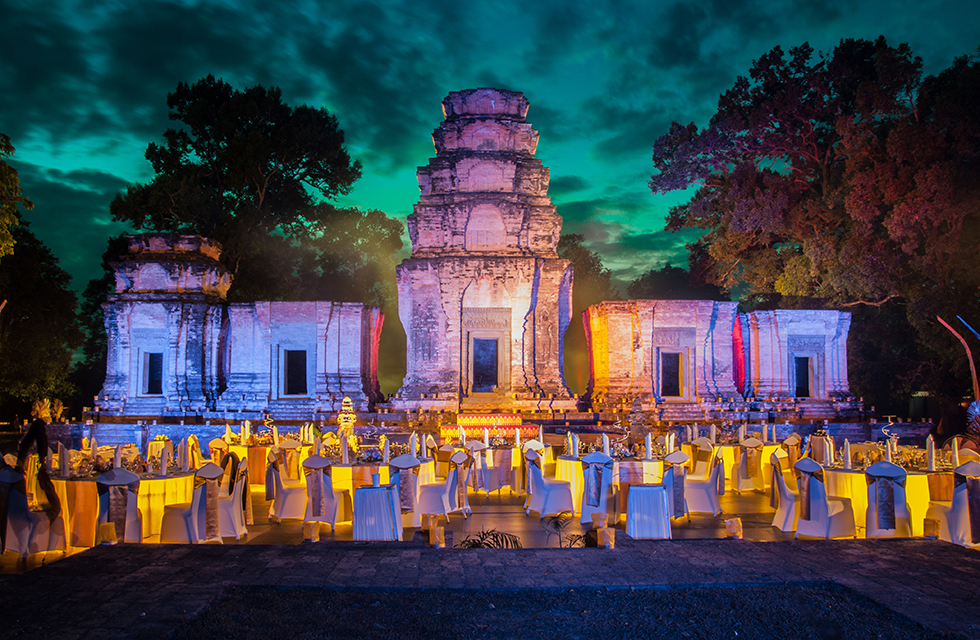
left=352, top=483, right=400, bottom=541
left=626, top=483, right=671, bottom=539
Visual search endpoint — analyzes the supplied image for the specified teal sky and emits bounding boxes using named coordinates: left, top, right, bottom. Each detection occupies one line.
left=3, top=0, right=978, bottom=297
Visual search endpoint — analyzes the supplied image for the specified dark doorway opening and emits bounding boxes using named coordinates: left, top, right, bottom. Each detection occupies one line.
left=473, top=338, right=498, bottom=392
left=661, top=352, right=681, bottom=397
left=285, top=350, right=308, bottom=395
left=795, top=356, right=811, bottom=397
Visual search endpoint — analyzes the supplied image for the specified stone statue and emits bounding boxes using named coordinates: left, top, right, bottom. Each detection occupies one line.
left=337, top=396, right=356, bottom=441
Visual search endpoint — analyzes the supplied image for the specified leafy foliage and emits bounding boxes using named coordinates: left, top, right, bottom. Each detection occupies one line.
left=109, top=75, right=402, bottom=304
left=650, top=39, right=980, bottom=411
left=541, top=511, right=585, bottom=548
left=454, top=528, right=523, bottom=549
left=0, top=225, right=83, bottom=418
left=627, top=263, right=727, bottom=301
left=558, top=234, right=620, bottom=394
left=0, top=133, right=32, bottom=258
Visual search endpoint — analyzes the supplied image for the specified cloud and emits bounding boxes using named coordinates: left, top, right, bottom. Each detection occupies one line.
left=548, top=175, right=589, bottom=196
left=16, top=163, right=132, bottom=289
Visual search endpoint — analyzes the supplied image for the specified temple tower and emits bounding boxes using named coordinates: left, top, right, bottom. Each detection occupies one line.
left=395, top=88, right=574, bottom=411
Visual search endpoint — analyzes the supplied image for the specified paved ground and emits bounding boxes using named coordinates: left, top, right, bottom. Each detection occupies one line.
left=1, top=538, right=978, bottom=639
left=2, top=488, right=977, bottom=639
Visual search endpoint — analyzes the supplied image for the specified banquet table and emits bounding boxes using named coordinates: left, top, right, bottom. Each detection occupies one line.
left=682, top=443, right=781, bottom=490
left=556, top=456, right=664, bottom=515
left=51, top=472, right=195, bottom=546
left=472, top=448, right=519, bottom=494
left=352, top=483, right=401, bottom=541
left=228, top=444, right=314, bottom=484
left=823, top=467, right=952, bottom=536
left=333, top=458, right=435, bottom=497
left=626, top=483, right=671, bottom=539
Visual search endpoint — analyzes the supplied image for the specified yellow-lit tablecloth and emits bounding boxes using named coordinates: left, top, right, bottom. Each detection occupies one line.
left=52, top=472, right=195, bottom=546
left=556, top=456, right=663, bottom=514
left=228, top=444, right=314, bottom=484
left=332, top=459, right=435, bottom=496
left=823, top=468, right=950, bottom=536
left=682, top=443, right=781, bottom=490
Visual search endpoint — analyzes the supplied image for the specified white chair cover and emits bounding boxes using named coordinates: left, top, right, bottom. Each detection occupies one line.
left=96, top=468, right=142, bottom=543
left=686, top=451, right=724, bottom=516
left=579, top=451, right=615, bottom=524
left=302, top=455, right=347, bottom=531
left=794, top=457, right=855, bottom=539
left=925, top=460, right=980, bottom=547
left=734, top=437, right=764, bottom=493
left=769, top=450, right=799, bottom=532
left=864, top=461, right=911, bottom=537
left=1, top=463, right=66, bottom=557
left=524, top=450, right=574, bottom=518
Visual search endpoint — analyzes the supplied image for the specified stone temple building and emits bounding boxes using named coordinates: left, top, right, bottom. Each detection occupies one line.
left=91, top=88, right=860, bottom=430
left=96, top=235, right=382, bottom=422
left=392, top=88, right=576, bottom=413
left=584, top=300, right=858, bottom=420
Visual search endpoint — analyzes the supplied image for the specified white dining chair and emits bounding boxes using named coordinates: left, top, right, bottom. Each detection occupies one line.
left=218, top=457, right=249, bottom=540
left=301, top=454, right=348, bottom=533
left=686, top=451, right=724, bottom=516
left=769, top=450, right=799, bottom=532
left=864, top=460, right=912, bottom=538
left=662, top=450, right=690, bottom=520
left=734, top=437, right=764, bottom=494
left=794, top=457, right=855, bottom=539
left=525, top=450, right=574, bottom=518
left=578, top=451, right=615, bottom=524
left=925, top=460, right=980, bottom=547
left=1, top=464, right=66, bottom=558
left=96, top=467, right=143, bottom=543
left=418, top=465, right=458, bottom=522
left=160, top=463, right=224, bottom=544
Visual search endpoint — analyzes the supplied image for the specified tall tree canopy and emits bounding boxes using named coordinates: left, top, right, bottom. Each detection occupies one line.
left=109, top=75, right=402, bottom=303
left=650, top=38, right=980, bottom=412
left=628, top=263, right=727, bottom=301
left=558, top=234, right=620, bottom=394
left=0, top=224, right=83, bottom=418
left=0, top=133, right=32, bottom=258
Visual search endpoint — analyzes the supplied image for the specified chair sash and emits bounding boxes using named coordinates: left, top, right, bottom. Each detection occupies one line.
left=304, top=467, right=327, bottom=518
left=666, top=463, right=685, bottom=515
left=451, top=457, right=472, bottom=508
left=738, top=444, right=762, bottom=478
left=219, top=451, right=240, bottom=495
left=770, top=457, right=785, bottom=508
left=395, top=468, right=419, bottom=512
left=492, top=448, right=512, bottom=490
left=582, top=460, right=613, bottom=508
left=15, top=423, right=61, bottom=523
left=783, top=443, right=800, bottom=471
left=195, top=475, right=220, bottom=541
left=97, top=478, right=139, bottom=541
left=264, top=451, right=279, bottom=501
left=471, top=450, right=488, bottom=492
left=715, top=457, right=726, bottom=496
left=693, top=446, right=713, bottom=471
left=954, top=472, right=980, bottom=544
left=798, top=466, right=825, bottom=521
left=865, top=472, right=904, bottom=531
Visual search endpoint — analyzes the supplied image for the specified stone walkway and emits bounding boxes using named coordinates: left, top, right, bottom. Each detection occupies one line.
left=1, top=537, right=978, bottom=639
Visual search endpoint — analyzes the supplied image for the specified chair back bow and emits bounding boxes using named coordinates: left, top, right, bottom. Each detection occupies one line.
left=739, top=438, right=763, bottom=478
left=303, top=455, right=332, bottom=518
left=219, top=451, right=241, bottom=495
left=581, top=452, right=613, bottom=508
left=954, top=460, right=980, bottom=543
left=389, top=454, right=421, bottom=512
left=96, top=468, right=140, bottom=543
left=195, top=462, right=224, bottom=541
left=865, top=461, right=906, bottom=531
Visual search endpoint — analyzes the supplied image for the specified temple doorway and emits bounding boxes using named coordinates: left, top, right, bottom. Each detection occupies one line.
left=472, top=338, right=499, bottom=392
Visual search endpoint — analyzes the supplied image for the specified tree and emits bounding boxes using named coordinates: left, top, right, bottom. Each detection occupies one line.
left=0, top=224, right=83, bottom=420
left=627, top=263, right=727, bottom=301
left=0, top=133, right=32, bottom=258
left=109, top=75, right=402, bottom=303
left=558, top=234, right=620, bottom=394
left=649, top=38, right=980, bottom=413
